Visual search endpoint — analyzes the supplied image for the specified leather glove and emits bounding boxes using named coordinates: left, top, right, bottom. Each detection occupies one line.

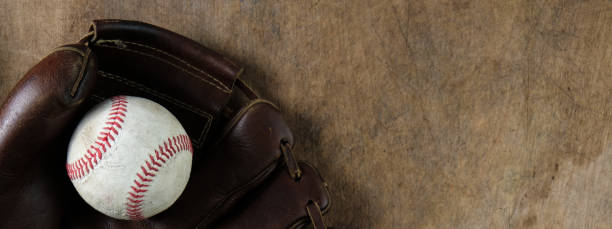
left=0, top=19, right=330, bottom=229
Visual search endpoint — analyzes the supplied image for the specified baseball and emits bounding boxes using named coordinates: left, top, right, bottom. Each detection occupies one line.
left=66, top=95, right=193, bottom=220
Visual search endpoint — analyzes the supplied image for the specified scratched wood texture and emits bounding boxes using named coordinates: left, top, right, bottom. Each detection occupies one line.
left=2, top=0, right=612, bottom=228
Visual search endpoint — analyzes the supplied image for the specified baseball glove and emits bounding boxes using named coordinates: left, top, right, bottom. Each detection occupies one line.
left=0, top=19, right=330, bottom=229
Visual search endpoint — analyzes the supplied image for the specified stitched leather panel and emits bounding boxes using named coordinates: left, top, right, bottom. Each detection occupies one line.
left=211, top=162, right=331, bottom=229
left=88, top=20, right=240, bottom=149
left=90, top=19, right=240, bottom=87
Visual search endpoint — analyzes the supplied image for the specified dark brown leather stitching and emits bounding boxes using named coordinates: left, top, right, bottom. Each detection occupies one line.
left=95, top=40, right=231, bottom=93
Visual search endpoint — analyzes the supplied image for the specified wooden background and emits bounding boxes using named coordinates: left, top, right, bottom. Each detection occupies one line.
left=2, top=0, right=612, bottom=228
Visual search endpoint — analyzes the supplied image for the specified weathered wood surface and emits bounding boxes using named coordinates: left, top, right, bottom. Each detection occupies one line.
left=2, top=0, right=612, bottom=228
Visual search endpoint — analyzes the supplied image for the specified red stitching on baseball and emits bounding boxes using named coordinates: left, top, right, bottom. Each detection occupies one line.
left=140, top=166, right=156, bottom=177
left=129, top=192, right=144, bottom=199
left=109, top=116, right=124, bottom=122
left=104, top=126, right=119, bottom=135
left=159, top=146, right=170, bottom=159
left=95, top=141, right=107, bottom=151
left=137, top=173, right=152, bottom=182
left=133, top=180, right=149, bottom=188
left=126, top=203, right=142, bottom=209
left=127, top=197, right=143, bottom=203
left=149, top=155, right=161, bottom=167
left=111, top=107, right=127, bottom=112
left=176, top=136, right=182, bottom=151
left=85, top=154, right=93, bottom=170
left=181, top=136, right=187, bottom=151
left=66, top=96, right=128, bottom=180
left=155, top=149, right=166, bottom=163
left=105, top=121, right=122, bottom=128
left=109, top=111, right=126, bottom=117
left=168, top=138, right=176, bottom=154
left=146, top=161, right=159, bottom=172
left=131, top=186, right=147, bottom=193
left=164, top=142, right=173, bottom=157
left=124, top=134, right=192, bottom=220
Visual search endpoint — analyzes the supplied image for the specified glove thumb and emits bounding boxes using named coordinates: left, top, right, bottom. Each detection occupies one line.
left=0, top=44, right=97, bottom=183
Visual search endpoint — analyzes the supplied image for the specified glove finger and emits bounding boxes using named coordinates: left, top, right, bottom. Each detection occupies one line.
left=149, top=100, right=294, bottom=228
left=211, top=162, right=331, bottom=229
left=0, top=44, right=97, bottom=184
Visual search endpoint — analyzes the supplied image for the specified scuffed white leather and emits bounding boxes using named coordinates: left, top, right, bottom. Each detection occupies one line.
left=67, top=96, right=192, bottom=220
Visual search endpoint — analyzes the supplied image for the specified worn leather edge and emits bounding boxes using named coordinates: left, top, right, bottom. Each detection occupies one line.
left=214, top=99, right=281, bottom=146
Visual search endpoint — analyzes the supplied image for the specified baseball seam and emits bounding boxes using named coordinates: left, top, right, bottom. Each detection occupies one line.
left=66, top=96, right=128, bottom=181
left=125, top=134, right=193, bottom=220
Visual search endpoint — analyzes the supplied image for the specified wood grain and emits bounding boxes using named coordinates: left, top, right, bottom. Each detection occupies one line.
left=1, top=0, right=612, bottom=228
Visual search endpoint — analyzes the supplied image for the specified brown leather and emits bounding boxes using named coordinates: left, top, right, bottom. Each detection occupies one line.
left=0, top=44, right=97, bottom=228
left=211, top=162, right=330, bottom=229
left=0, top=19, right=331, bottom=228
left=281, top=139, right=303, bottom=180
left=156, top=100, right=295, bottom=228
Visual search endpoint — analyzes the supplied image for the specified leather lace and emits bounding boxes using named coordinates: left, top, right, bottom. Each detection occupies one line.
left=280, top=139, right=327, bottom=229
left=280, top=139, right=301, bottom=180
left=306, top=200, right=327, bottom=229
